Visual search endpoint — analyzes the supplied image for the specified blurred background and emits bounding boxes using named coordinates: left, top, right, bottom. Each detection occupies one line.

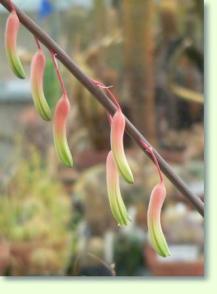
left=0, top=0, right=204, bottom=276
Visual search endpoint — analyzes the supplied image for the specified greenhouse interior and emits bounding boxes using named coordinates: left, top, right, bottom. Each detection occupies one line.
left=0, top=0, right=204, bottom=277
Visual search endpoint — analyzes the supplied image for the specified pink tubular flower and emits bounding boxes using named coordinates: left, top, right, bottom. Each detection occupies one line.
left=30, top=49, right=52, bottom=121
left=110, top=109, right=134, bottom=184
left=106, top=151, right=130, bottom=226
left=53, top=95, right=73, bottom=167
left=147, top=182, right=170, bottom=257
left=5, top=11, right=26, bottom=79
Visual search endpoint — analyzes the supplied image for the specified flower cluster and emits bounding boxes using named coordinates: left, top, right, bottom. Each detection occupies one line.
left=4, top=4, right=73, bottom=168
left=94, top=81, right=170, bottom=257
left=3, top=1, right=170, bottom=257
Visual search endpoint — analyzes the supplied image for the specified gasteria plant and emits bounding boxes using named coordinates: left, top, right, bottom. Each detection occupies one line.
left=1, top=0, right=173, bottom=258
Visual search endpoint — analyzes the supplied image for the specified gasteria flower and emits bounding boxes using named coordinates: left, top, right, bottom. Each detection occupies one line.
left=5, top=11, right=26, bottom=79
left=30, top=49, right=52, bottom=121
left=106, top=151, right=130, bottom=226
left=53, top=95, right=73, bottom=167
left=110, top=109, right=134, bottom=184
left=147, top=182, right=170, bottom=257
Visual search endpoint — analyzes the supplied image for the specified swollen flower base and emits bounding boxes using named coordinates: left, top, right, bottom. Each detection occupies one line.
left=31, top=48, right=52, bottom=121
left=147, top=182, right=170, bottom=257
left=5, top=10, right=26, bottom=79
left=111, top=109, right=134, bottom=184
left=53, top=95, right=73, bottom=167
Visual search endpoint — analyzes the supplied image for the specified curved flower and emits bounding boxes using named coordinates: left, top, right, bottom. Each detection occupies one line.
left=147, top=182, right=170, bottom=257
left=30, top=49, right=52, bottom=121
left=5, top=11, right=26, bottom=79
left=106, top=151, right=130, bottom=226
left=53, top=95, right=73, bottom=167
left=110, top=109, right=134, bottom=184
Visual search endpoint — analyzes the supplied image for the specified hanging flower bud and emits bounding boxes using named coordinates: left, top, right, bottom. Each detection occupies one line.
left=110, top=109, right=134, bottom=184
left=106, top=151, right=130, bottom=226
left=147, top=182, right=170, bottom=257
left=30, top=49, right=52, bottom=121
left=53, top=95, right=73, bottom=167
left=5, top=11, right=26, bottom=79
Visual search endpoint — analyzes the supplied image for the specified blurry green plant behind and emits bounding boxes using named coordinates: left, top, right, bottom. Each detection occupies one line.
left=0, top=148, right=72, bottom=275
left=44, top=59, right=61, bottom=111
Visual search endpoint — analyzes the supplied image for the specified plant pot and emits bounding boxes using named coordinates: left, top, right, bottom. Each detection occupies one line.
left=0, top=240, right=10, bottom=275
left=10, top=240, right=69, bottom=276
left=144, top=245, right=204, bottom=276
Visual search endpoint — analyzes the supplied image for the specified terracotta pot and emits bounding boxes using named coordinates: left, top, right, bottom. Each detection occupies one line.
left=10, top=239, right=70, bottom=276
left=0, top=240, right=10, bottom=275
left=145, top=246, right=204, bottom=276
left=10, top=241, right=39, bottom=276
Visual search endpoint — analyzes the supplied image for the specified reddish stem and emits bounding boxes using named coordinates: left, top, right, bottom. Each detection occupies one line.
left=50, top=51, right=67, bottom=96
left=93, top=79, right=121, bottom=110
left=9, top=0, right=15, bottom=11
left=107, top=113, right=112, bottom=126
left=35, top=37, right=41, bottom=50
left=92, top=80, right=120, bottom=126
left=140, top=140, right=163, bottom=183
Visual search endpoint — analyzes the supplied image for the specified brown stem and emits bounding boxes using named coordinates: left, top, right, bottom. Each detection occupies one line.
left=0, top=0, right=204, bottom=216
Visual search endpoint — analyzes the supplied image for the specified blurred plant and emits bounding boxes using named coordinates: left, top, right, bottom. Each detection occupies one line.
left=71, top=55, right=108, bottom=150
left=122, top=0, right=156, bottom=143
left=44, top=58, right=61, bottom=111
left=0, top=148, right=73, bottom=275
left=114, top=233, right=144, bottom=276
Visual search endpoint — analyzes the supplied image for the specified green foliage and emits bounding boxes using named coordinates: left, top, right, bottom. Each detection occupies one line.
left=0, top=149, right=70, bottom=240
left=44, top=58, right=61, bottom=111
left=0, top=148, right=73, bottom=274
left=114, top=233, right=144, bottom=276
